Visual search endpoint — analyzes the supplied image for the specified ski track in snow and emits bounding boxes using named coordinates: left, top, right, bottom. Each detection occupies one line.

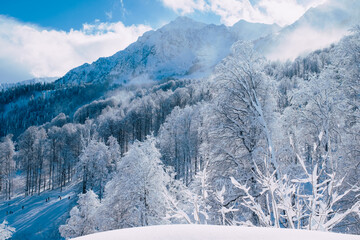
left=0, top=183, right=79, bottom=240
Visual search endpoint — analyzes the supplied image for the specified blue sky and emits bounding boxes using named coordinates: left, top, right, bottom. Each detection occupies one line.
left=0, top=0, right=223, bottom=31
left=0, top=0, right=175, bottom=31
left=0, top=0, right=326, bottom=83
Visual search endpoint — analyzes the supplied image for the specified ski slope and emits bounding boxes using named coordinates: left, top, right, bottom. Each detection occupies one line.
left=73, top=224, right=360, bottom=240
left=0, top=183, right=79, bottom=240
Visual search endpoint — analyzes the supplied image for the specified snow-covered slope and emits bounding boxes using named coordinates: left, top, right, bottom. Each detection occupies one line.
left=107, top=17, right=235, bottom=83
left=230, top=20, right=280, bottom=41
left=0, top=184, right=79, bottom=240
left=55, top=17, right=279, bottom=86
left=256, top=0, right=360, bottom=60
left=73, top=225, right=360, bottom=240
left=56, top=17, right=233, bottom=86
left=292, top=0, right=359, bottom=30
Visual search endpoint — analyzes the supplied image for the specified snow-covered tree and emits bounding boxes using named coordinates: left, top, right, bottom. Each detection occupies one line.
left=230, top=152, right=360, bottom=231
left=99, top=135, right=205, bottom=230
left=100, top=136, right=171, bottom=229
left=107, top=136, right=121, bottom=174
left=215, top=186, right=239, bottom=225
left=78, top=139, right=110, bottom=199
left=17, top=126, right=48, bottom=195
left=165, top=169, right=209, bottom=225
left=215, top=41, right=278, bottom=171
left=0, top=221, right=15, bottom=240
left=0, top=135, right=15, bottom=199
left=59, top=190, right=100, bottom=239
left=159, top=105, right=201, bottom=184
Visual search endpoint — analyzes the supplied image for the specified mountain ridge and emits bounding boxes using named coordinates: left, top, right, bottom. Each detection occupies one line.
left=55, top=17, right=281, bottom=87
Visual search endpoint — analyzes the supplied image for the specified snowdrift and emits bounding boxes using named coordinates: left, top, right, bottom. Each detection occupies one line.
left=73, top=225, right=360, bottom=240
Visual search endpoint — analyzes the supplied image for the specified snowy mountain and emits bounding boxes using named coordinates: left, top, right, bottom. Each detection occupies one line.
left=256, top=0, right=360, bottom=60
left=292, top=0, right=359, bottom=30
left=73, top=225, right=360, bottom=240
left=230, top=20, right=281, bottom=41
left=56, top=0, right=359, bottom=87
left=56, top=17, right=280, bottom=86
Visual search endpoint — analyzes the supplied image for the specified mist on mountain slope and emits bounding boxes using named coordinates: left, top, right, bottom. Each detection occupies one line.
left=257, top=0, right=360, bottom=60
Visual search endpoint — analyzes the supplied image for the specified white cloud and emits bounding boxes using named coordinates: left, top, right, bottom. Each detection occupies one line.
left=0, top=16, right=151, bottom=83
left=255, top=0, right=327, bottom=26
left=208, top=0, right=264, bottom=26
left=160, top=0, right=327, bottom=26
left=266, top=26, right=346, bottom=61
left=161, top=0, right=208, bottom=14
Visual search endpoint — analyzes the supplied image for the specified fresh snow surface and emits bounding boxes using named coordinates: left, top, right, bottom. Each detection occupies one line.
left=0, top=183, right=79, bottom=239
left=73, top=225, right=360, bottom=240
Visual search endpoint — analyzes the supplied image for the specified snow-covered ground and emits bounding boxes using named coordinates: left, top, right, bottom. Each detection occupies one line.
left=0, top=183, right=79, bottom=239
left=73, top=224, right=360, bottom=240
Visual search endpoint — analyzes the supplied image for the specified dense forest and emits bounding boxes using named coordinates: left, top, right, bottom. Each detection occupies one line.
left=0, top=27, right=359, bottom=239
